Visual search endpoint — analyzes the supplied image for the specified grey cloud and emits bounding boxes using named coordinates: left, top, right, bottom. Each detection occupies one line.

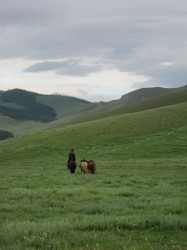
left=24, top=60, right=103, bottom=76
left=0, top=0, right=66, bottom=26
left=144, top=63, right=187, bottom=87
left=56, top=64, right=102, bottom=77
left=0, top=0, right=187, bottom=88
left=24, top=62, right=65, bottom=72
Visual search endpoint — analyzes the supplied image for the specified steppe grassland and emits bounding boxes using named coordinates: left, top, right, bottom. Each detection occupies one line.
left=0, top=103, right=187, bottom=249
left=1, top=159, right=187, bottom=249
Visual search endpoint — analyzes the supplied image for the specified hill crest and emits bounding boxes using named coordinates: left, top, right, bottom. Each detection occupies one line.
left=0, top=85, right=186, bottom=137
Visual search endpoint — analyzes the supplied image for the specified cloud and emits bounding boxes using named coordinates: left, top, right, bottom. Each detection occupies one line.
left=160, top=62, right=174, bottom=66
left=0, top=0, right=187, bottom=100
left=24, top=59, right=103, bottom=76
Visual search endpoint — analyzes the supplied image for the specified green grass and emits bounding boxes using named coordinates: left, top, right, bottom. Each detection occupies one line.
left=1, top=102, right=187, bottom=163
left=0, top=102, right=27, bottom=110
left=71, top=87, right=187, bottom=123
left=0, top=118, right=47, bottom=137
left=0, top=103, right=187, bottom=249
left=0, top=114, right=16, bottom=126
left=1, top=86, right=186, bottom=137
left=0, top=160, right=187, bottom=249
left=36, top=95, right=93, bottom=119
left=0, top=90, right=93, bottom=136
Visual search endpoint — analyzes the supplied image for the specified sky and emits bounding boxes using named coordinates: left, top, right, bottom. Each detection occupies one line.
left=0, top=0, right=187, bottom=102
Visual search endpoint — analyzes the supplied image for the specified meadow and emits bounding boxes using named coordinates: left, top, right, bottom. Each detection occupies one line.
left=0, top=103, right=187, bottom=249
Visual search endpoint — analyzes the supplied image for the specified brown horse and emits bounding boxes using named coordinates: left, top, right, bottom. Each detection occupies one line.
left=88, top=160, right=96, bottom=174
left=68, top=160, right=76, bottom=173
left=80, top=160, right=96, bottom=174
left=80, top=160, right=88, bottom=174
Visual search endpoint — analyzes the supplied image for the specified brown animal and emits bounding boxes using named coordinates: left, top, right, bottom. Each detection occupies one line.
left=80, top=160, right=96, bottom=174
left=88, top=160, right=96, bottom=174
left=68, top=160, right=76, bottom=173
left=80, top=160, right=88, bottom=174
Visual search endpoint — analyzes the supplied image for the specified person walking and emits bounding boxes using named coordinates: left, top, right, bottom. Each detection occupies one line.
left=68, top=149, right=76, bottom=162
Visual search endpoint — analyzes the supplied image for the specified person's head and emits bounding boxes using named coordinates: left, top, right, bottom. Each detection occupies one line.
left=71, top=149, right=74, bottom=152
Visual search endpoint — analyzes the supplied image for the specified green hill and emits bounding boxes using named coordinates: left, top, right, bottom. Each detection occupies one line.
left=0, top=89, right=93, bottom=136
left=92, top=85, right=179, bottom=111
left=99, top=86, right=178, bottom=110
left=0, top=89, right=93, bottom=121
left=119, top=86, right=178, bottom=104
left=1, top=101, right=187, bottom=164
left=35, top=85, right=187, bottom=128
left=101, top=86, right=187, bottom=117
left=0, top=86, right=186, bottom=137
left=0, top=102, right=187, bottom=249
left=57, top=86, right=187, bottom=124
left=36, top=94, right=94, bottom=119
left=0, top=89, right=56, bottom=122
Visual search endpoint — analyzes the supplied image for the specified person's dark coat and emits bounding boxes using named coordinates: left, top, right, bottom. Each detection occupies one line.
left=68, top=152, right=76, bottom=161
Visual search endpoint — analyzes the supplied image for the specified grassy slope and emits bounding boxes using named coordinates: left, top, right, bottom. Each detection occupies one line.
left=0, top=114, right=16, bottom=126
left=32, top=86, right=187, bottom=131
left=0, top=103, right=187, bottom=249
left=32, top=86, right=183, bottom=120
left=36, top=95, right=94, bottom=119
left=116, top=85, right=185, bottom=108
left=1, top=102, right=187, bottom=163
left=97, top=86, right=178, bottom=110
left=0, top=102, right=27, bottom=110
left=67, top=87, right=187, bottom=123
left=0, top=93, right=94, bottom=136
left=0, top=86, right=183, bottom=137
left=119, top=86, right=177, bottom=104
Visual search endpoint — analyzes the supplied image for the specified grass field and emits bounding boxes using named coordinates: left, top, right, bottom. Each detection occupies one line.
left=0, top=159, right=187, bottom=250
left=0, top=103, right=187, bottom=249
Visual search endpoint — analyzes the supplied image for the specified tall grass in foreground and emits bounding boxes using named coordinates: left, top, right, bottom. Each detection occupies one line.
left=0, top=159, right=187, bottom=250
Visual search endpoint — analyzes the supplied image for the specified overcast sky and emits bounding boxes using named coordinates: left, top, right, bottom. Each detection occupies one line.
left=0, top=0, right=187, bottom=101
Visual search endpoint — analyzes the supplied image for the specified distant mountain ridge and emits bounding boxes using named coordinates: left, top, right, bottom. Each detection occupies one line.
left=0, top=85, right=186, bottom=136
left=95, top=86, right=182, bottom=111
left=0, top=89, right=56, bottom=122
left=120, top=86, right=177, bottom=104
left=0, top=88, right=91, bottom=122
left=69, top=85, right=187, bottom=122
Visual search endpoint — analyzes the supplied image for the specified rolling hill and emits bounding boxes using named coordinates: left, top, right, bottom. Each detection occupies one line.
left=1, top=101, right=187, bottom=164
left=54, top=86, right=187, bottom=124
left=0, top=85, right=186, bottom=137
left=0, top=89, right=56, bottom=122
left=0, top=93, right=187, bottom=250
left=0, top=89, right=93, bottom=136
left=0, top=88, right=92, bottom=121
